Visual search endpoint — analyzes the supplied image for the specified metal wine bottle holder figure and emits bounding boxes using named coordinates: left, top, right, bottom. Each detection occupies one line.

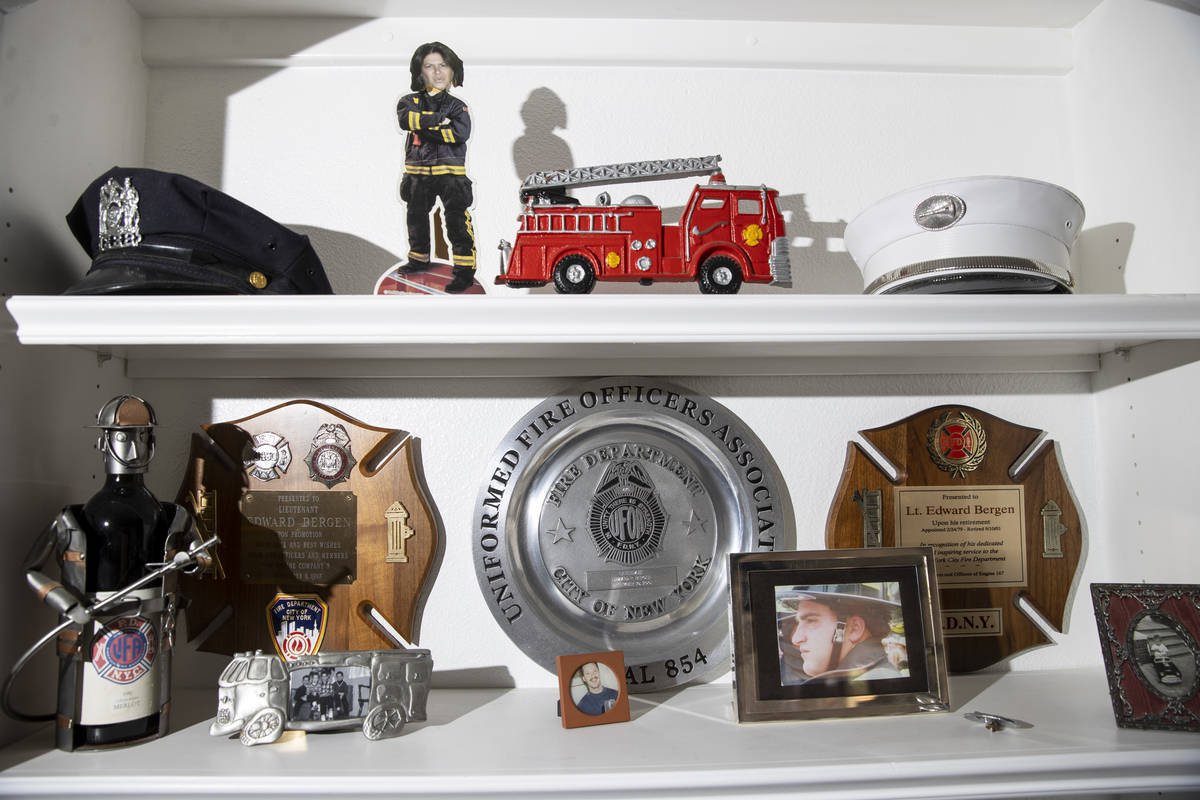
left=2, top=396, right=216, bottom=751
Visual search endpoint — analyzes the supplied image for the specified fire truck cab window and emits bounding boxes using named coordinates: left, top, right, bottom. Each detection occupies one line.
left=247, top=658, right=269, bottom=681
left=738, top=199, right=761, bottom=215
left=270, top=659, right=287, bottom=680
left=221, top=659, right=249, bottom=684
left=700, top=198, right=725, bottom=209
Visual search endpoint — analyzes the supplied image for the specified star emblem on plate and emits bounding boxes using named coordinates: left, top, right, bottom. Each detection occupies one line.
left=682, top=509, right=708, bottom=536
left=544, top=518, right=575, bottom=544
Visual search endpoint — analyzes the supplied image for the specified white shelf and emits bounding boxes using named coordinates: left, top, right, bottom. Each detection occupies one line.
left=125, top=0, right=1103, bottom=28
left=7, top=294, right=1200, bottom=378
left=0, top=669, right=1196, bottom=799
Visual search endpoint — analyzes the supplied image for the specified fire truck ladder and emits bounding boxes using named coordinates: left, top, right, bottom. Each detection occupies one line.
left=520, top=155, right=723, bottom=199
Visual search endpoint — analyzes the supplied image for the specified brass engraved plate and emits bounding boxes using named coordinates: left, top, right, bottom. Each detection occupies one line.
left=895, top=485, right=1027, bottom=589
left=241, top=491, right=357, bottom=585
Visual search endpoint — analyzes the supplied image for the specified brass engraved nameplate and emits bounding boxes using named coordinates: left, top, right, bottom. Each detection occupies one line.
left=241, top=491, right=358, bottom=585
left=895, top=485, right=1027, bottom=589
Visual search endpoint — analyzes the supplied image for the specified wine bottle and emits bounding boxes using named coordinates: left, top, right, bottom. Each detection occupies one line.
left=71, top=397, right=168, bottom=748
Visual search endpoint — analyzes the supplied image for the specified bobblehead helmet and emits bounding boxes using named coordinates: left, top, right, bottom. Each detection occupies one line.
left=89, top=395, right=158, bottom=474
left=409, top=41, right=464, bottom=91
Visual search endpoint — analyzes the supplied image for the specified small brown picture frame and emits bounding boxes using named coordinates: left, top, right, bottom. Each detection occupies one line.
left=556, top=651, right=631, bottom=729
left=1091, top=583, right=1200, bottom=732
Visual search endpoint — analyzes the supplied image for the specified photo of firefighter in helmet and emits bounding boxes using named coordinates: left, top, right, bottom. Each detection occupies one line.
left=776, top=583, right=909, bottom=686
left=394, top=41, right=477, bottom=294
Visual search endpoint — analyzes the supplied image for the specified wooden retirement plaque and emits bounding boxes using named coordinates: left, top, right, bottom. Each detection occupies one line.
left=175, top=400, right=443, bottom=656
left=825, top=405, right=1082, bottom=673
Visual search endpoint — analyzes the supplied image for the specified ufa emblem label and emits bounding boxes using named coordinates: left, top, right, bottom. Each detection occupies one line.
left=926, top=410, right=987, bottom=478
left=91, top=616, right=157, bottom=685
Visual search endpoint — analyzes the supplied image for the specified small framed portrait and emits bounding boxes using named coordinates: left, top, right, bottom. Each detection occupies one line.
left=556, top=651, right=631, bottom=729
left=729, top=547, right=950, bottom=723
left=1091, top=583, right=1200, bottom=732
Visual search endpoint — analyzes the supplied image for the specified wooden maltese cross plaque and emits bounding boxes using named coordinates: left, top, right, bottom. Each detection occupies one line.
left=175, top=400, right=442, bottom=657
left=825, top=405, right=1082, bottom=673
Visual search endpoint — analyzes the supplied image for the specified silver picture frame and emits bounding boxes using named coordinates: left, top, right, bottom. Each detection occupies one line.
left=729, top=546, right=950, bottom=722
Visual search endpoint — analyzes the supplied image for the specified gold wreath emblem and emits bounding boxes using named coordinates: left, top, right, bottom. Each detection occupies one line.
left=741, top=223, right=764, bottom=247
left=926, top=410, right=988, bottom=478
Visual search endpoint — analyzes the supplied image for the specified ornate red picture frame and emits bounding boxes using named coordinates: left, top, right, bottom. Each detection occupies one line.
left=1091, top=583, right=1200, bottom=732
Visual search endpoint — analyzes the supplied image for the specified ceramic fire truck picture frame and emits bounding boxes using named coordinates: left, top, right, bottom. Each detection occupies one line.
left=210, top=648, right=433, bottom=745
left=1091, top=583, right=1200, bottom=732
left=729, top=547, right=950, bottom=723
left=556, top=651, right=631, bottom=729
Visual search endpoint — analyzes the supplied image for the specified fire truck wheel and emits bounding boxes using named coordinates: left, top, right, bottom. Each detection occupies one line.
left=363, top=703, right=406, bottom=740
left=698, top=256, right=743, bottom=294
left=553, top=255, right=596, bottom=294
left=240, top=707, right=284, bottom=746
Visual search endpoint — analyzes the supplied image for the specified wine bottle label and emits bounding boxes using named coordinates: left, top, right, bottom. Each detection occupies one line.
left=79, top=590, right=161, bottom=725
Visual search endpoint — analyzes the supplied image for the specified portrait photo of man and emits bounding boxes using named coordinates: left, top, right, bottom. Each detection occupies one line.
left=775, top=583, right=909, bottom=686
left=572, top=661, right=620, bottom=716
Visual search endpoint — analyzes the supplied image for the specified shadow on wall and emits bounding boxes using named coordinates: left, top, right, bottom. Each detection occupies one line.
left=290, top=225, right=402, bottom=295
left=513, top=87, right=573, bottom=183
left=0, top=208, right=81, bottom=295
left=1149, top=0, right=1200, bottom=16
left=775, top=193, right=858, bottom=294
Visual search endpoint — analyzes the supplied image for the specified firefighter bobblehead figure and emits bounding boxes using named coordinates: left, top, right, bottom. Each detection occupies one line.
left=396, top=41, right=478, bottom=294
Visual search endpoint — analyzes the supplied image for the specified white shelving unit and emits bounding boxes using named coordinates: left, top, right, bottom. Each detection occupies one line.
left=1, top=670, right=1198, bottom=799
left=8, top=294, right=1200, bottom=377
left=2, top=1, right=1198, bottom=798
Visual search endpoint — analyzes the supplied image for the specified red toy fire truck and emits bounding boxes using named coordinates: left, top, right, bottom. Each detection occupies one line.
left=496, top=155, right=791, bottom=294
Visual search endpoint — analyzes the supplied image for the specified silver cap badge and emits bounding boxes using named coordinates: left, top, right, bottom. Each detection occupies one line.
left=914, top=193, right=966, bottom=231
left=98, top=177, right=142, bottom=250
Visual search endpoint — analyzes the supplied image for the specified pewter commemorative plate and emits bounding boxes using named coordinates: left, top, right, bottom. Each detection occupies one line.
left=472, top=378, right=790, bottom=692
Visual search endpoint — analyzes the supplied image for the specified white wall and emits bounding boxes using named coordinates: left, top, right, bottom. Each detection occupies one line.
left=0, top=0, right=147, bottom=748
left=1068, top=0, right=1200, bottom=294
left=142, top=19, right=1078, bottom=296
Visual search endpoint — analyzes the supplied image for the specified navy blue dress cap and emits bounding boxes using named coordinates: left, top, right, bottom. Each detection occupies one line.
left=64, top=167, right=333, bottom=295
